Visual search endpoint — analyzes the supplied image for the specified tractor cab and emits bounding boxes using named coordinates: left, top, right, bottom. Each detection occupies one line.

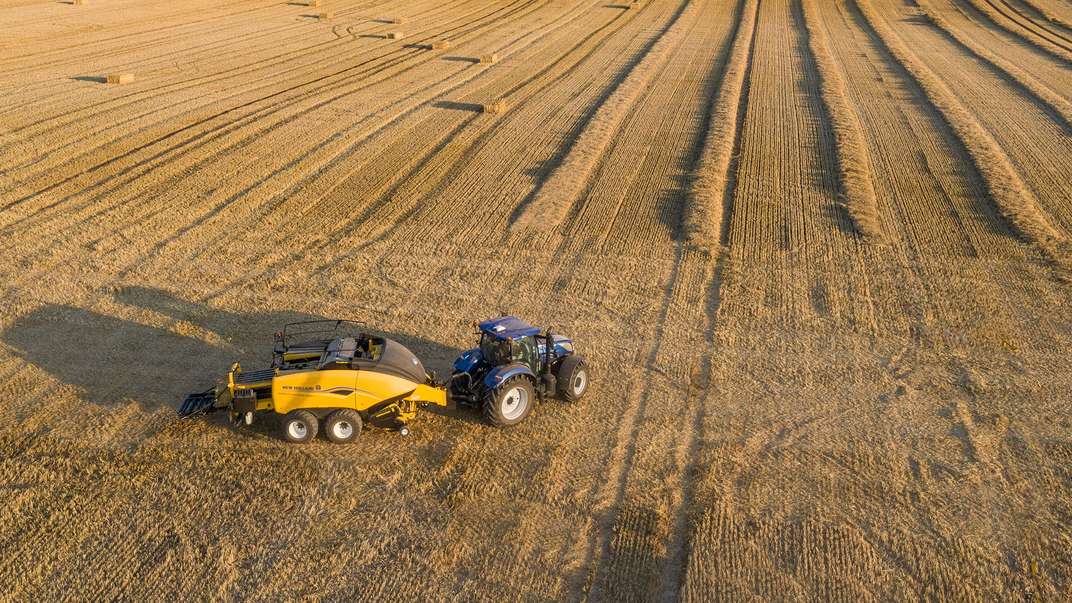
left=477, top=317, right=542, bottom=373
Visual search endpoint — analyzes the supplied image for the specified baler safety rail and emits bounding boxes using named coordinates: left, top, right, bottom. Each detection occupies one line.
left=177, top=388, right=220, bottom=419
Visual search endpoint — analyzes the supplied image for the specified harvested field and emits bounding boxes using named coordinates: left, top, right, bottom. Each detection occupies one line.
left=0, top=0, right=1070, bottom=600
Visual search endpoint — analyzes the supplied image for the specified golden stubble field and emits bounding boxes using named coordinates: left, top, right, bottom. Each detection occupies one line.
left=1, top=0, right=1070, bottom=599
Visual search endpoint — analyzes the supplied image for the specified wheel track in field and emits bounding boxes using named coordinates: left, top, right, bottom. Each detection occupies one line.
left=0, top=0, right=288, bottom=72
left=881, top=1, right=1072, bottom=248
left=0, top=0, right=541, bottom=228
left=959, top=0, right=1072, bottom=62
left=0, top=0, right=503, bottom=189
left=581, top=245, right=722, bottom=600
left=362, top=1, right=698, bottom=248
left=596, top=0, right=754, bottom=592
left=0, top=17, right=321, bottom=123
left=261, top=0, right=663, bottom=260
left=558, top=0, right=747, bottom=255
left=682, top=0, right=759, bottom=250
left=1018, top=0, right=1072, bottom=32
left=557, top=1, right=747, bottom=595
left=258, top=0, right=621, bottom=240
left=800, top=0, right=882, bottom=240
left=0, top=0, right=604, bottom=300
left=994, top=0, right=1072, bottom=46
left=916, top=0, right=1072, bottom=131
left=726, top=0, right=853, bottom=267
left=506, top=0, right=707, bottom=234
left=104, top=0, right=614, bottom=283
left=825, top=0, right=1011, bottom=257
left=0, top=0, right=557, bottom=304
left=0, top=0, right=474, bottom=163
left=0, top=4, right=303, bottom=83
left=853, top=0, right=1066, bottom=264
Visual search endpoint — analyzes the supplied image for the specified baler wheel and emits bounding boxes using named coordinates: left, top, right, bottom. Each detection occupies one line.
left=324, top=409, right=362, bottom=444
left=282, top=410, right=319, bottom=443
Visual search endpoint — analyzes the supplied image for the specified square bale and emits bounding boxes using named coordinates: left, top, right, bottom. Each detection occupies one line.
left=482, top=100, right=507, bottom=114
left=307, top=0, right=321, bottom=6
left=479, top=53, right=499, bottom=64
left=318, top=11, right=334, bottom=20
left=430, top=40, right=451, bottom=50
left=389, top=17, right=407, bottom=24
left=387, top=31, right=404, bottom=40
left=106, top=73, right=135, bottom=84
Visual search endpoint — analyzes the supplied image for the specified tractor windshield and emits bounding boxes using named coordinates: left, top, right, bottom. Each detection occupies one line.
left=479, top=333, right=512, bottom=366
left=478, top=333, right=539, bottom=372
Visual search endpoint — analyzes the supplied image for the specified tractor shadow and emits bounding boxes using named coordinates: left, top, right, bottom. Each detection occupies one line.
left=1, top=287, right=470, bottom=435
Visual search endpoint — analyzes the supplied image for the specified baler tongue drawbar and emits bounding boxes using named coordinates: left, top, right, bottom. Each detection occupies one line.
left=177, top=389, right=218, bottom=419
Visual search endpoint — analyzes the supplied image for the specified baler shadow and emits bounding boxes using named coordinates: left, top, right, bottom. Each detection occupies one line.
left=1, top=288, right=463, bottom=423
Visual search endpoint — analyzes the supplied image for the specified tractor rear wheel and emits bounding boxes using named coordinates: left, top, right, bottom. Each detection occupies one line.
left=483, top=376, right=535, bottom=427
left=556, top=356, right=590, bottom=402
left=324, top=409, right=362, bottom=444
left=281, top=410, right=318, bottom=443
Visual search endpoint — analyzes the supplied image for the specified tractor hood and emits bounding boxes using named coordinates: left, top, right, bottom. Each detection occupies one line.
left=453, top=348, right=482, bottom=373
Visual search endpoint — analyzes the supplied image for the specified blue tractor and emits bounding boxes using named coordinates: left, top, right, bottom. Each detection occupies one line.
left=449, top=316, right=591, bottom=427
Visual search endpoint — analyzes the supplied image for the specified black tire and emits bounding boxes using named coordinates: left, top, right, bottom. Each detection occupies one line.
left=555, top=355, right=590, bottom=402
left=324, top=409, right=362, bottom=444
left=281, top=410, right=319, bottom=443
left=482, top=376, right=535, bottom=427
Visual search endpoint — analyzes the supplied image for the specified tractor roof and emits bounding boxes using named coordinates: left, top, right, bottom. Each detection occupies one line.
left=479, top=316, right=540, bottom=340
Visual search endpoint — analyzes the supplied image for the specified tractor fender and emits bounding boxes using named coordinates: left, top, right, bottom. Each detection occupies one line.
left=483, top=363, right=535, bottom=391
left=551, top=334, right=575, bottom=357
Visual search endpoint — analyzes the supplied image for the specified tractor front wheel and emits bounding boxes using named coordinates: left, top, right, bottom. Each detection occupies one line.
left=281, top=410, right=319, bottom=443
left=556, top=355, right=590, bottom=402
left=324, top=409, right=362, bottom=444
left=483, top=376, right=535, bottom=427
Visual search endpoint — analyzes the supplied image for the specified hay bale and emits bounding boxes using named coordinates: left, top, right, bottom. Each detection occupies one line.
left=482, top=100, right=507, bottom=114
left=389, top=17, right=406, bottom=24
left=387, top=31, right=404, bottom=40
left=73, top=0, right=88, bottom=5
left=479, top=53, right=499, bottom=64
left=106, top=73, right=134, bottom=85
left=318, top=11, right=333, bottom=20
left=306, top=0, right=321, bottom=6
left=430, top=40, right=451, bottom=50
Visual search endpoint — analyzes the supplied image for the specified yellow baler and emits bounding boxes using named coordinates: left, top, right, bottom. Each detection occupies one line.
left=179, top=325, right=448, bottom=443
